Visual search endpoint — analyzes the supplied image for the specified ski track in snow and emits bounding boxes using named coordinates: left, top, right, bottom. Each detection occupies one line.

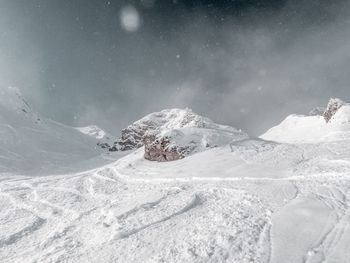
left=1, top=160, right=350, bottom=263
left=3, top=88, right=350, bottom=262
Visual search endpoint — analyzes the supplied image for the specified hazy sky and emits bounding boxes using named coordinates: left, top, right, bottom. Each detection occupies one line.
left=1, top=0, right=350, bottom=135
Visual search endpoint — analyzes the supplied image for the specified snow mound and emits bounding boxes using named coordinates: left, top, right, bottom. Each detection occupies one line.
left=111, top=108, right=246, bottom=152
left=260, top=98, right=350, bottom=143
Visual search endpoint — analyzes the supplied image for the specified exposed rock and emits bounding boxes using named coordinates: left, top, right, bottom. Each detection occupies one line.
left=323, top=98, right=345, bottom=123
left=110, top=125, right=147, bottom=151
left=143, top=127, right=247, bottom=162
left=143, top=133, right=188, bottom=162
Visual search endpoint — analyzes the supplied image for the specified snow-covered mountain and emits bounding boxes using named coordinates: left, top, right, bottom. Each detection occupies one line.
left=2, top=92, right=350, bottom=262
left=0, top=87, right=110, bottom=175
left=111, top=108, right=247, bottom=161
left=260, top=98, right=350, bottom=143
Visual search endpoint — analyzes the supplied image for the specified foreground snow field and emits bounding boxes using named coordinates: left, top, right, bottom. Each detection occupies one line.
left=2, top=88, right=350, bottom=262
left=2, top=144, right=350, bottom=263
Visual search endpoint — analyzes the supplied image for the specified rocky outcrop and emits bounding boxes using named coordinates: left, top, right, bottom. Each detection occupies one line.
left=323, top=98, right=345, bottom=123
left=143, top=127, right=247, bottom=162
left=109, top=125, right=145, bottom=151
left=143, top=133, right=188, bottom=162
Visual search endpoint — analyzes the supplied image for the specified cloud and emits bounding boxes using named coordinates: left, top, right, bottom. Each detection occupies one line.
left=1, top=0, right=350, bottom=136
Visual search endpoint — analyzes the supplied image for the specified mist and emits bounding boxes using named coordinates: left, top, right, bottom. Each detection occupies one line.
left=1, top=0, right=350, bottom=136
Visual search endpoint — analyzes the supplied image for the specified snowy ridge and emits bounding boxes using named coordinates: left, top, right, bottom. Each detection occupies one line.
left=260, top=98, right=350, bottom=143
left=0, top=87, right=33, bottom=113
left=0, top=87, right=41, bottom=124
left=0, top=87, right=109, bottom=175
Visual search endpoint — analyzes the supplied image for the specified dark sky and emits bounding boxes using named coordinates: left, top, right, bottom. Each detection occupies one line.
left=1, top=0, right=350, bottom=135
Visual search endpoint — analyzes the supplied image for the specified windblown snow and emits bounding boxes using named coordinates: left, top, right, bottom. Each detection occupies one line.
left=1, top=88, right=350, bottom=263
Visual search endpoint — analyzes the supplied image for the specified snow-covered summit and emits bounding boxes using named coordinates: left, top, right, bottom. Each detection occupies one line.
left=110, top=108, right=247, bottom=153
left=260, top=98, right=350, bottom=143
left=127, top=108, right=237, bottom=132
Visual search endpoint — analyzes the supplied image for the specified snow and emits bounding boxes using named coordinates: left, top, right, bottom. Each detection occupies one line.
left=0, top=87, right=113, bottom=175
left=112, top=107, right=246, bottom=151
left=145, top=126, right=247, bottom=159
left=2, top=88, right=350, bottom=262
left=260, top=104, right=350, bottom=143
left=2, top=159, right=350, bottom=262
left=125, top=108, right=241, bottom=133
left=76, top=125, right=109, bottom=140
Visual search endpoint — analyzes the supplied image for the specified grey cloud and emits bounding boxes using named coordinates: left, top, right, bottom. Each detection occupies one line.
left=0, top=0, right=350, bottom=136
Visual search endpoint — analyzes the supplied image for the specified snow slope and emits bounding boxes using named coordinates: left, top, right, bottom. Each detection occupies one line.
left=2, top=92, right=350, bottom=262
left=2, top=142, right=350, bottom=262
left=0, top=87, right=112, bottom=175
left=260, top=99, right=350, bottom=143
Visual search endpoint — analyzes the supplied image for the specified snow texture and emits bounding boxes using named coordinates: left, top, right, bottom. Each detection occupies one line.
left=1, top=89, right=350, bottom=262
left=261, top=98, right=350, bottom=143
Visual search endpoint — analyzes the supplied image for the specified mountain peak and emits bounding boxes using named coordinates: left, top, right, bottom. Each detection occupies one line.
left=110, top=108, right=247, bottom=160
